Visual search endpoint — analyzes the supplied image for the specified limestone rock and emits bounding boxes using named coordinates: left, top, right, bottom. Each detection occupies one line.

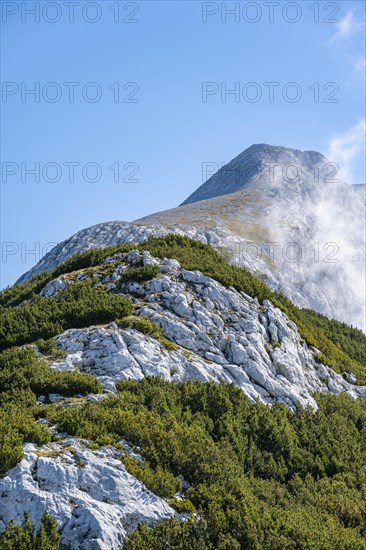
left=47, top=252, right=365, bottom=410
left=0, top=440, right=175, bottom=549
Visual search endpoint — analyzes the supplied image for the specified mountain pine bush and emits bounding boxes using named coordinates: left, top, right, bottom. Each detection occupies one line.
left=0, top=512, right=60, bottom=549
left=45, top=377, right=366, bottom=548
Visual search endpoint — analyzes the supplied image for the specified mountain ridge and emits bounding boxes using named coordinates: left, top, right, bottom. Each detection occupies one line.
left=15, top=144, right=366, bottom=330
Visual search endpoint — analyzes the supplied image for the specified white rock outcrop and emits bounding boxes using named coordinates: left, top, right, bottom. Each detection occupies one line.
left=40, top=276, right=71, bottom=297
left=0, top=440, right=175, bottom=549
left=48, top=253, right=365, bottom=410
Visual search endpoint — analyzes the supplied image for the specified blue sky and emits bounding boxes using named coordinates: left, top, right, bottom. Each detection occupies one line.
left=1, top=0, right=365, bottom=288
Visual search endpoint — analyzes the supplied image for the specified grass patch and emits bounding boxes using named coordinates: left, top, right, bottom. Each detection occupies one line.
left=116, top=316, right=177, bottom=351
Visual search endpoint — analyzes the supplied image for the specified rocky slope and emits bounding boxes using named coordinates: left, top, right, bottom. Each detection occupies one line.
left=2, top=237, right=366, bottom=548
left=45, top=250, right=364, bottom=410
left=180, top=144, right=328, bottom=205
left=17, top=145, right=366, bottom=330
left=138, top=145, right=366, bottom=330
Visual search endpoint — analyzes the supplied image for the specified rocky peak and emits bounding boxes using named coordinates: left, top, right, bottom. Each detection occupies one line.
left=180, top=144, right=332, bottom=205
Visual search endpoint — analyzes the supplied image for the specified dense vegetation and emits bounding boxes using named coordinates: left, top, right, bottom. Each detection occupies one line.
left=0, top=512, right=60, bottom=549
left=45, top=377, right=366, bottom=549
left=119, top=264, right=160, bottom=285
left=0, top=278, right=132, bottom=350
left=0, top=347, right=102, bottom=476
left=301, top=308, right=366, bottom=366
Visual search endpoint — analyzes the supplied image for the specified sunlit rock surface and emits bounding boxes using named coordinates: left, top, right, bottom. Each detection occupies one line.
left=0, top=439, right=175, bottom=549
left=47, top=252, right=365, bottom=410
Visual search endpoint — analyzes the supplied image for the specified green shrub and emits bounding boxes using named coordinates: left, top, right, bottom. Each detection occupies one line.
left=116, top=316, right=177, bottom=351
left=0, top=512, right=60, bottom=549
left=167, top=497, right=196, bottom=513
left=46, top=378, right=366, bottom=548
left=116, top=316, right=162, bottom=336
left=36, top=338, right=56, bottom=356
left=36, top=338, right=66, bottom=358
left=122, top=454, right=181, bottom=498
left=0, top=347, right=101, bottom=475
left=0, top=279, right=132, bottom=350
left=0, top=347, right=102, bottom=398
left=119, top=264, right=160, bottom=284
left=0, top=403, right=50, bottom=476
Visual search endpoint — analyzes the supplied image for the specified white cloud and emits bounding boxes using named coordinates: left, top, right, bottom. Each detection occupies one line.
left=329, top=10, right=364, bottom=43
left=353, top=55, right=366, bottom=74
left=326, top=119, right=366, bottom=183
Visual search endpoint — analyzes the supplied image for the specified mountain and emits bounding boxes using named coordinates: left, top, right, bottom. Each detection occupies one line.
left=180, top=144, right=328, bottom=205
left=2, top=145, right=366, bottom=547
left=18, top=144, right=366, bottom=331
left=138, top=144, right=366, bottom=330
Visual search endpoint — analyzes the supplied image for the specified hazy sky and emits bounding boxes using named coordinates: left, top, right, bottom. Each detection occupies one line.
left=1, top=0, right=365, bottom=287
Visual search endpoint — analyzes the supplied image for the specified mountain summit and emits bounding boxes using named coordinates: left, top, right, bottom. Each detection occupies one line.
left=137, top=144, right=366, bottom=330
left=181, top=144, right=328, bottom=205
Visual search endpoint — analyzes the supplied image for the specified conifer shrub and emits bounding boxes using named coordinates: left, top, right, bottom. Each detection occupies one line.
left=0, top=512, right=60, bottom=549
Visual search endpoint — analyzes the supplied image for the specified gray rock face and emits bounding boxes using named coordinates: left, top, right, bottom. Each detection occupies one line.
left=0, top=440, right=175, bottom=549
left=48, top=253, right=364, bottom=410
left=138, top=145, right=366, bottom=330
left=40, top=277, right=71, bottom=297
left=16, top=145, right=365, bottom=330
left=16, top=221, right=168, bottom=284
